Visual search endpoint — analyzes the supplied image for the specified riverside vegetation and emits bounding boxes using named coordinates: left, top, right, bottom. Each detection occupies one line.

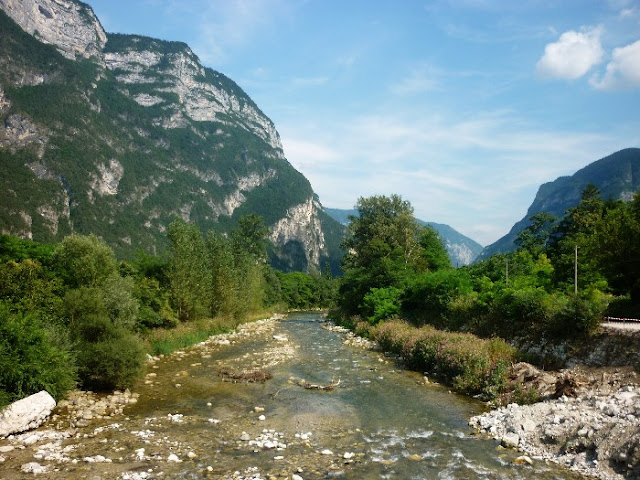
left=331, top=188, right=640, bottom=401
left=0, top=214, right=338, bottom=408
left=2, top=186, right=639, bottom=408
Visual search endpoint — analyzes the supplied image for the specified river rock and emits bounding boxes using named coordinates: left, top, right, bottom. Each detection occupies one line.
left=501, top=432, right=520, bottom=448
left=21, top=462, right=47, bottom=474
left=0, top=391, right=56, bottom=437
left=514, top=455, right=533, bottom=465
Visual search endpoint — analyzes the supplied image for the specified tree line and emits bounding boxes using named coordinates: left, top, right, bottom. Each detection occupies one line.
left=0, top=215, right=338, bottom=406
left=332, top=189, right=640, bottom=399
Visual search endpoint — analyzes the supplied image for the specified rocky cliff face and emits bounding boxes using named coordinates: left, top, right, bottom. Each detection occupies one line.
left=0, top=0, right=340, bottom=270
left=0, top=0, right=106, bottom=60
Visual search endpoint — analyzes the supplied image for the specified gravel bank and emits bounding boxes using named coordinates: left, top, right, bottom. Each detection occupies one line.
left=471, top=366, right=640, bottom=479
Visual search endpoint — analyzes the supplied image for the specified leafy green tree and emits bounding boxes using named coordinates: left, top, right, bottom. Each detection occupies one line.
left=549, top=185, right=608, bottom=290
left=417, top=225, right=451, bottom=272
left=362, top=287, right=402, bottom=324
left=0, top=301, right=76, bottom=404
left=591, top=192, right=640, bottom=302
left=232, top=213, right=269, bottom=262
left=205, top=231, right=237, bottom=317
left=167, top=219, right=210, bottom=321
left=339, top=195, right=422, bottom=314
left=515, top=212, right=557, bottom=257
left=53, top=234, right=119, bottom=288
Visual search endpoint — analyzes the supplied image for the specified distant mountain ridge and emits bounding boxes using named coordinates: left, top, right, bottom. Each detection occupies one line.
left=478, top=148, right=640, bottom=260
left=324, top=207, right=483, bottom=266
left=0, top=0, right=343, bottom=272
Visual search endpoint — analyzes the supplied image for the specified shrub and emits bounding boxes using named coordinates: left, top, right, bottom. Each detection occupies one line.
left=0, top=302, right=76, bottom=403
left=75, top=332, right=145, bottom=391
left=371, top=320, right=515, bottom=399
left=362, top=287, right=402, bottom=324
left=64, top=287, right=145, bottom=391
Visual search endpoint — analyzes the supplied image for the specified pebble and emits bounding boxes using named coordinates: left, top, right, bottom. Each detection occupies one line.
left=21, top=462, right=47, bottom=474
left=167, top=453, right=182, bottom=462
left=258, top=415, right=266, bottom=421
left=320, top=449, right=333, bottom=455
left=514, top=455, right=533, bottom=465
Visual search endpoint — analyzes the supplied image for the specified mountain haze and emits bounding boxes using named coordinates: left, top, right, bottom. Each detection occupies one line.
left=324, top=207, right=483, bottom=266
left=0, top=0, right=342, bottom=271
left=478, top=148, right=640, bottom=260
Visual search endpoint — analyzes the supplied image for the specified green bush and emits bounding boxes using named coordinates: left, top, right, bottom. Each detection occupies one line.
left=554, top=289, right=609, bottom=336
left=75, top=332, right=145, bottom=391
left=372, top=320, right=515, bottom=399
left=362, top=287, right=402, bottom=324
left=64, top=286, right=145, bottom=391
left=0, top=302, right=76, bottom=404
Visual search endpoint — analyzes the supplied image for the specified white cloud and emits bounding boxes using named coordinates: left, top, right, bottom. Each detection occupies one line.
left=390, top=64, right=441, bottom=95
left=279, top=110, right=629, bottom=246
left=185, top=0, right=288, bottom=66
left=536, top=27, right=604, bottom=80
left=591, top=39, right=640, bottom=90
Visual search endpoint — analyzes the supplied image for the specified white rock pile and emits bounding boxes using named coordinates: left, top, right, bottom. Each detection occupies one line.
left=470, top=385, right=640, bottom=479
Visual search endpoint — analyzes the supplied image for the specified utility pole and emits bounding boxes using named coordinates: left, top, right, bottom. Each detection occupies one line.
left=574, top=245, right=578, bottom=295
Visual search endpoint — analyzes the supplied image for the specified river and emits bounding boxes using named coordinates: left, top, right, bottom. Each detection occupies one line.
left=1, top=312, right=585, bottom=479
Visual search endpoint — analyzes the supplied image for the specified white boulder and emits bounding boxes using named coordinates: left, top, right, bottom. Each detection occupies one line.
left=0, top=391, right=56, bottom=437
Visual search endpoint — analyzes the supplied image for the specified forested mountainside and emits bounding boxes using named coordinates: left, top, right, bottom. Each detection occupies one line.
left=0, top=0, right=342, bottom=272
left=324, top=207, right=483, bottom=266
left=478, top=148, right=640, bottom=260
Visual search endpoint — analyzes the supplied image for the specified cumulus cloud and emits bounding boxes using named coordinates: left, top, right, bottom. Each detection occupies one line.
left=536, top=27, right=604, bottom=80
left=591, top=40, right=640, bottom=90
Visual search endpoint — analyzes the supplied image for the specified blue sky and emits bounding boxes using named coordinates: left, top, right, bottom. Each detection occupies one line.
left=87, top=0, right=640, bottom=246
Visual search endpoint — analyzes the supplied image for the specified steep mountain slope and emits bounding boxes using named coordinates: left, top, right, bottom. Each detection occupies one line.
left=324, top=207, right=483, bottom=266
left=0, top=0, right=342, bottom=271
left=478, top=148, right=640, bottom=260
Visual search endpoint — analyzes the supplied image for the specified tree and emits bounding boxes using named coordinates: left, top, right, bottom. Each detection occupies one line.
left=549, top=185, right=607, bottom=290
left=515, top=212, right=557, bottom=257
left=167, top=219, right=210, bottom=322
left=417, top=225, right=451, bottom=272
left=53, top=234, right=118, bottom=288
left=231, top=214, right=269, bottom=262
left=339, top=195, right=421, bottom=314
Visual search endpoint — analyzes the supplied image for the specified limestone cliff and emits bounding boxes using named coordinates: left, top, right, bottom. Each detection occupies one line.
left=0, top=0, right=106, bottom=60
left=0, top=0, right=341, bottom=270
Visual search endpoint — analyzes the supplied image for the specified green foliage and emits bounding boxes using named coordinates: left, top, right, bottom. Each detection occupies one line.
left=0, top=302, right=76, bottom=403
left=339, top=195, right=449, bottom=315
left=53, top=234, right=119, bottom=288
left=362, top=287, right=402, bottom=324
left=167, top=219, right=210, bottom=322
left=417, top=226, right=451, bottom=271
left=402, top=269, right=473, bottom=327
left=63, top=286, right=145, bottom=391
left=372, top=320, right=515, bottom=399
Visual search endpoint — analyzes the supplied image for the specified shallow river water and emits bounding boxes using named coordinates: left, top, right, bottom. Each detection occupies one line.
left=1, top=312, right=585, bottom=479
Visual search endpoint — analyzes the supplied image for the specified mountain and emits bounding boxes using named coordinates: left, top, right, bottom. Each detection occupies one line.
left=0, top=0, right=343, bottom=272
left=477, top=148, right=640, bottom=261
left=324, top=207, right=483, bottom=266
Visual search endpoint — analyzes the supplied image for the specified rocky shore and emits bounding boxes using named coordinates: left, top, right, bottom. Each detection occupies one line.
left=470, top=365, right=640, bottom=479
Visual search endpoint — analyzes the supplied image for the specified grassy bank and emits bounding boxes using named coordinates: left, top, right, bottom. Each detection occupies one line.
left=336, top=314, right=517, bottom=400
left=143, top=309, right=278, bottom=356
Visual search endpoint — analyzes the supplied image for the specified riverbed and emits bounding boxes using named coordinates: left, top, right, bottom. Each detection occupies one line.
left=0, top=312, right=585, bottom=479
